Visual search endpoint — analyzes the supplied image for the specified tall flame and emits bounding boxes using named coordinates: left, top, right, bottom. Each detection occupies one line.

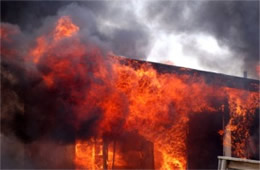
left=224, top=88, right=259, bottom=158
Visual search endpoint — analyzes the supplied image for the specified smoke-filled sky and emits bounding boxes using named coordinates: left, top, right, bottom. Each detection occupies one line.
left=1, top=1, right=259, bottom=78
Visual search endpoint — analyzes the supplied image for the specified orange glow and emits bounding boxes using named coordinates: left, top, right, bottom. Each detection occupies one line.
left=0, top=24, right=20, bottom=57
left=42, top=74, right=54, bottom=87
left=75, top=138, right=104, bottom=169
left=75, top=140, right=95, bottom=169
left=54, top=16, right=79, bottom=41
left=0, top=24, right=20, bottom=42
left=30, top=36, right=47, bottom=63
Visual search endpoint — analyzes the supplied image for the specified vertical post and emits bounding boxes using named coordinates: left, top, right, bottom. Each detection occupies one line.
left=218, top=158, right=221, bottom=170
left=223, top=105, right=232, bottom=157
left=222, top=107, right=225, bottom=156
left=151, top=142, right=155, bottom=169
left=186, top=120, right=189, bottom=169
left=220, top=159, right=227, bottom=170
left=103, top=138, right=108, bottom=170
left=223, top=130, right=232, bottom=156
left=243, top=71, right=247, bottom=78
left=92, top=138, right=96, bottom=170
left=112, top=140, right=116, bottom=169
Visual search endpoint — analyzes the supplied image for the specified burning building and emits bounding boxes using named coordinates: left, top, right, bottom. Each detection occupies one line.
left=1, top=16, right=259, bottom=169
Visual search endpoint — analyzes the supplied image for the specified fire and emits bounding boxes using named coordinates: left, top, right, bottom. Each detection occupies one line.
left=54, top=16, right=79, bottom=41
left=223, top=88, right=259, bottom=158
left=75, top=138, right=126, bottom=169
left=1, top=16, right=259, bottom=169
left=30, top=36, right=47, bottom=63
left=29, top=16, right=80, bottom=64
left=75, top=139, right=96, bottom=169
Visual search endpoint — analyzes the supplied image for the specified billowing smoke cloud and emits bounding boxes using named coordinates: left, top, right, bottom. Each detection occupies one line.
left=144, top=0, right=259, bottom=78
left=1, top=1, right=151, bottom=60
left=2, top=1, right=258, bottom=77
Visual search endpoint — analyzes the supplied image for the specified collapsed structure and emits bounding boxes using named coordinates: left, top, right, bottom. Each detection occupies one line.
left=1, top=16, right=259, bottom=169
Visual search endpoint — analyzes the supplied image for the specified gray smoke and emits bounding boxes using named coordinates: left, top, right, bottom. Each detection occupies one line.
left=1, top=1, right=258, bottom=77
left=144, top=0, right=259, bottom=78
left=1, top=1, right=151, bottom=60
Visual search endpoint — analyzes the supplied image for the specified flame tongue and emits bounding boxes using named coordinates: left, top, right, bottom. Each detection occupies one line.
left=54, top=16, right=79, bottom=41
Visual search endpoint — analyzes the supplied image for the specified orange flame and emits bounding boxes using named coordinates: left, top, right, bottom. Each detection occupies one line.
left=30, top=36, right=47, bottom=63
left=223, top=88, right=259, bottom=158
left=54, top=16, right=79, bottom=41
left=32, top=17, right=259, bottom=169
left=29, top=16, right=259, bottom=169
left=2, top=16, right=258, bottom=170
left=29, top=16, right=79, bottom=64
